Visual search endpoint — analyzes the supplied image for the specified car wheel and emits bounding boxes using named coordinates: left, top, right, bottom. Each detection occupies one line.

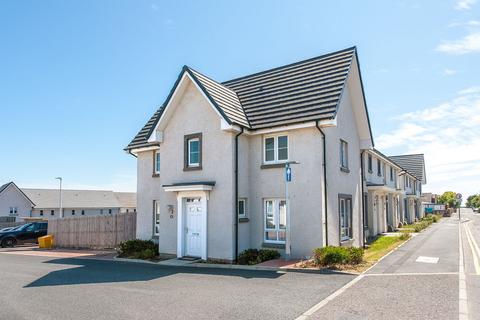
left=1, top=238, right=16, bottom=248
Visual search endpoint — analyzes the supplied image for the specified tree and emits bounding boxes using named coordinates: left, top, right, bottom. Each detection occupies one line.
left=438, top=191, right=461, bottom=208
left=467, top=194, right=480, bottom=209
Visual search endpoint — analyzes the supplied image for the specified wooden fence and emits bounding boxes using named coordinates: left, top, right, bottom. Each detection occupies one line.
left=47, top=212, right=136, bottom=249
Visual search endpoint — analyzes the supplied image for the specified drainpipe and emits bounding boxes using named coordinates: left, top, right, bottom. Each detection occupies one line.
left=360, top=150, right=366, bottom=248
left=234, top=127, right=244, bottom=263
left=315, top=121, right=328, bottom=246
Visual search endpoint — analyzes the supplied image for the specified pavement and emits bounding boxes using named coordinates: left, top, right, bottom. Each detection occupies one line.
left=300, top=209, right=480, bottom=320
left=1, top=210, right=479, bottom=319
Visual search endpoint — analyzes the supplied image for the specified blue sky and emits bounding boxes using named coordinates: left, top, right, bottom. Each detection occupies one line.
left=1, top=0, right=479, bottom=197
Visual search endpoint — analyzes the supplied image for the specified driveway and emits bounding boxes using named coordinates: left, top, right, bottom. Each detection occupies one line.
left=0, top=251, right=354, bottom=320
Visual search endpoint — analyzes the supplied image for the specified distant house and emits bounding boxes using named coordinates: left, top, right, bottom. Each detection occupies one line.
left=0, top=182, right=35, bottom=222
left=23, top=189, right=136, bottom=219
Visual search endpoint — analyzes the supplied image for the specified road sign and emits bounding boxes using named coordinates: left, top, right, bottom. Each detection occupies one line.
left=456, top=193, right=462, bottom=200
left=286, top=166, right=292, bottom=182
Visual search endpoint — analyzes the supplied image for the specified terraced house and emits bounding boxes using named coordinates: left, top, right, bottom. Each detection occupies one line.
left=126, top=47, right=425, bottom=261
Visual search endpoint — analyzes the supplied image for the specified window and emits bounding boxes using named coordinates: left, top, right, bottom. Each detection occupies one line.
left=134, top=209, right=137, bottom=213
left=184, top=133, right=202, bottom=170
left=238, top=199, right=246, bottom=218
left=9, top=207, right=18, bottom=214
left=264, top=199, right=286, bottom=243
left=339, top=195, right=353, bottom=241
left=72, top=210, right=75, bottom=215
left=340, top=140, right=348, bottom=169
left=50, top=210, right=54, bottom=216
left=377, top=159, right=382, bottom=176
left=263, top=135, right=288, bottom=163
left=153, top=200, right=160, bottom=236
left=368, top=154, right=373, bottom=172
left=40, top=210, right=44, bottom=216
left=108, top=209, right=112, bottom=214
left=126, top=209, right=129, bottom=213
left=154, top=150, right=160, bottom=175
left=390, top=167, right=394, bottom=181
left=100, top=209, right=104, bottom=214
left=81, top=210, right=85, bottom=215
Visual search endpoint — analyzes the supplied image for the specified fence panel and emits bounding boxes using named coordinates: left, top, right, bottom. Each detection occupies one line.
left=47, top=212, right=136, bottom=249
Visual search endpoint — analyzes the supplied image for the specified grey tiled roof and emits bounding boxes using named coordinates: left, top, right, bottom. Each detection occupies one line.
left=126, top=47, right=358, bottom=150
left=223, top=47, right=355, bottom=129
left=22, top=189, right=136, bottom=209
left=0, top=182, right=11, bottom=194
left=389, top=154, right=426, bottom=183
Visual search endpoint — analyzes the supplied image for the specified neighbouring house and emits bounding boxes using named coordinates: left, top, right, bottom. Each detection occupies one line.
left=421, top=193, right=445, bottom=215
left=389, top=154, right=426, bottom=223
left=363, top=149, right=403, bottom=237
left=23, top=189, right=136, bottom=219
left=0, top=182, right=35, bottom=222
left=126, top=47, right=377, bottom=261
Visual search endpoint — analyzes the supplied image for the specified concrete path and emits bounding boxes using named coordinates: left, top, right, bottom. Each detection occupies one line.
left=300, top=212, right=480, bottom=320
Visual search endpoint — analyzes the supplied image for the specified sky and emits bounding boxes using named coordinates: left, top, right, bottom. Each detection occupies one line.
left=0, top=0, right=479, bottom=198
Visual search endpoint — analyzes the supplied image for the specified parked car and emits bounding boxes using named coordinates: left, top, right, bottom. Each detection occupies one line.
left=0, top=222, right=48, bottom=247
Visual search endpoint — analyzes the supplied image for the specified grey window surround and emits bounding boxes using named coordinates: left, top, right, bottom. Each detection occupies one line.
left=184, top=133, right=202, bottom=171
left=338, top=193, right=353, bottom=242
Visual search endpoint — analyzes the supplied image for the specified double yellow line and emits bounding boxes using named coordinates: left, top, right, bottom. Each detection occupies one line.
left=464, top=221, right=480, bottom=275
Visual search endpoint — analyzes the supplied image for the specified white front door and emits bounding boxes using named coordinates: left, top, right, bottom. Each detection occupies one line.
left=185, top=198, right=203, bottom=257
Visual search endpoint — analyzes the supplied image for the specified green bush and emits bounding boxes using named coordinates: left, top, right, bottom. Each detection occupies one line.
left=313, top=246, right=364, bottom=266
left=399, top=232, right=411, bottom=240
left=118, top=239, right=158, bottom=259
left=237, top=248, right=280, bottom=265
left=347, top=247, right=364, bottom=264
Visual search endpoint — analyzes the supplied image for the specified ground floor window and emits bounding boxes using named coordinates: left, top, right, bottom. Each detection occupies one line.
left=153, top=200, right=160, bottom=236
left=339, top=195, right=353, bottom=241
left=264, top=199, right=286, bottom=243
left=238, top=198, right=246, bottom=218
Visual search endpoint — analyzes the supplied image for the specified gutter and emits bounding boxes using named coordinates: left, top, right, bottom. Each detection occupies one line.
left=234, top=127, right=244, bottom=262
left=315, top=121, right=328, bottom=246
left=360, top=150, right=366, bottom=248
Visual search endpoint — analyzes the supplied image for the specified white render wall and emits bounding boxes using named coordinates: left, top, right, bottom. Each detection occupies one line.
left=322, top=81, right=363, bottom=247
left=0, top=184, right=32, bottom=221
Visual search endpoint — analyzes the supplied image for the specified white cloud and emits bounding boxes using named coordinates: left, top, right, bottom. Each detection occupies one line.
left=436, top=32, right=480, bottom=54
left=442, top=68, right=457, bottom=76
left=376, top=87, right=480, bottom=197
left=454, top=0, right=477, bottom=10
left=448, top=20, right=480, bottom=28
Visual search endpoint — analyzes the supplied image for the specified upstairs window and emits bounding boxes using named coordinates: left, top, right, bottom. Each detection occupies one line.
left=154, top=150, right=160, bottom=175
left=40, top=210, right=44, bottom=216
left=390, top=167, right=394, bottom=181
left=377, top=159, right=382, bottom=176
left=264, top=135, right=288, bottom=163
left=50, top=210, right=54, bottom=216
left=72, top=210, right=75, bottom=215
left=340, top=140, right=349, bottom=170
left=184, top=133, right=202, bottom=170
left=368, top=154, right=373, bottom=172
left=81, top=210, right=85, bottom=215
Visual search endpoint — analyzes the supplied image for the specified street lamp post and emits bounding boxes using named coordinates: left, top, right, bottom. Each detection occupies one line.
left=285, top=161, right=299, bottom=260
left=55, top=177, right=63, bottom=218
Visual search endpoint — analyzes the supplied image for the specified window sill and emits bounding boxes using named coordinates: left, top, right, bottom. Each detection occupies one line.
left=152, top=235, right=159, bottom=239
left=238, top=217, right=249, bottom=223
left=183, top=166, right=202, bottom=171
left=152, top=173, right=160, bottom=178
left=262, top=242, right=285, bottom=249
left=340, top=167, right=350, bottom=173
left=261, top=163, right=286, bottom=169
left=340, top=238, right=354, bottom=247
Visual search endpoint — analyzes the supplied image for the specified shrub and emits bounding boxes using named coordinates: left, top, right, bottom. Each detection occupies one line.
left=399, top=232, right=411, bottom=240
left=118, top=239, right=158, bottom=259
left=237, top=248, right=281, bottom=265
left=347, top=247, right=364, bottom=265
left=313, top=246, right=364, bottom=266
left=313, top=246, right=348, bottom=266
left=258, top=249, right=281, bottom=262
